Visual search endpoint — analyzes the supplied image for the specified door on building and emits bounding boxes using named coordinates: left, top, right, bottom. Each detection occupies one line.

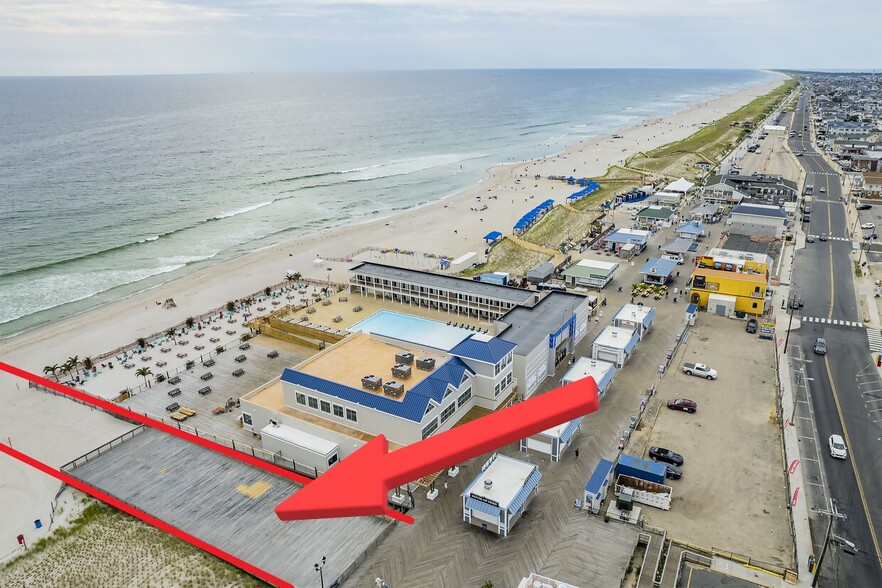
left=714, top=304, right=727, bottom=316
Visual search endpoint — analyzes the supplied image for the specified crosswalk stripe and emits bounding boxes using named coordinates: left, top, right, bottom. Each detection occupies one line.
left=867, top=329, right=882, bottom=353
left=801, top=317, right=865, bottom=329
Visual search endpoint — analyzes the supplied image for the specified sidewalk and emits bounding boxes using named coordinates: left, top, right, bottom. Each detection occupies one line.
left=772, top=235, right=814, bottom=586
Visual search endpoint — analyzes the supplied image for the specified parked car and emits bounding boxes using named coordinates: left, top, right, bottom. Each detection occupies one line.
left=865, top=233, right=878, bottom=241
left=820, top=187, right=826, bottom=193
left=806, top=234, right=816, bottom=243
left=649, top=446, right=684, bottom=466
left=856, top=203, right=872, bottom=210
left=665, top=464, right=682, bottom=480
left=861, top=223, right=876, bottom=230
left=814, top=337, right=827, bottom=355
left=828, top=434, right=847, bottom=459
left=790, top=297, right=804, bottom=309
left=820, top=233, right=828, bottom=241
left=682, top=362, right=718, bottom=380
left=746, top=318, right=758, bottom=333
left=667, top=398, right=697, bottom=413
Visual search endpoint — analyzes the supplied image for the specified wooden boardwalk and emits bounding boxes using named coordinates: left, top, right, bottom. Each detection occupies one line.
left=68, top=427, right=391, bottom=588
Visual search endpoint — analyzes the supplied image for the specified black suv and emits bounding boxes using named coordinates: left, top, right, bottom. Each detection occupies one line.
left=649, top=446, right=684, bottom=466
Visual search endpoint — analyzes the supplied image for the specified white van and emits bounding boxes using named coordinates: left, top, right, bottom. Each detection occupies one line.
left=662, top=254, right=684, bottom=265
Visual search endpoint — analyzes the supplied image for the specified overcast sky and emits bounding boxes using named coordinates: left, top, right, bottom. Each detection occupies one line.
left=1, top=0, right=879, bottom=76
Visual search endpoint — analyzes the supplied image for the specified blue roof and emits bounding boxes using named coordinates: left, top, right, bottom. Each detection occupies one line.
left=730, top=205, right=788, bottom=219
left=558, top=417, right=583, bottom=444
left=449, top=335, right=516, bottom=364
left=484, top=231, right=502, bottom=241
left=639, top=258, right=678, bottom=277
left=508, top=468, right=542, bottom=515
left=280, top=357, right=473, bottom=423
left=594, top=364, right=617, bottom=394
left=676, top=221, right=705, bottom=235
left=585, top=458, right=615, bottom=494
left=622, top=330, right=639, bottom=355
left=686, top=303, right=698, bottom=314
left=464, top=496, right=500, bottom=517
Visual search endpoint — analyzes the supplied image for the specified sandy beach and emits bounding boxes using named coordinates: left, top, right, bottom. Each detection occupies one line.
left=0, top=74, right=784, bottom=557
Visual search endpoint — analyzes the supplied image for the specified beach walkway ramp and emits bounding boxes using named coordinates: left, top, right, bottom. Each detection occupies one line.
left=66, top=427, right=392, bottom=587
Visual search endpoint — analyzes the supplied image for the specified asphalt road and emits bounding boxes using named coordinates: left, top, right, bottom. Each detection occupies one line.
left=788, top=93, right=882, bottom=585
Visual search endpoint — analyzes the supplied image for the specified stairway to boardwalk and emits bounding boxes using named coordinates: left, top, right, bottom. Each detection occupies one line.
left=636, top=530, right=666, bottom=588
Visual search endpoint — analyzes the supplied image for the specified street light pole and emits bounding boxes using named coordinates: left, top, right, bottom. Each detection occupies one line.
left=315, top=556, right=327, bottom=588
left=784, top=294, right=797, bottom=355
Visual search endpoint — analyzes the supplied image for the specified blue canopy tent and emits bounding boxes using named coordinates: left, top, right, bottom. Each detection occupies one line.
left=484, top=231, right=502, bottom=244
left=566, top=181, right=600, bottom=204
left=513, top=200, right=556, bottom=234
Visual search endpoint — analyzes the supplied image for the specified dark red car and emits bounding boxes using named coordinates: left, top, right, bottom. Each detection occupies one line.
left=666, top=398, right=697, bottom=413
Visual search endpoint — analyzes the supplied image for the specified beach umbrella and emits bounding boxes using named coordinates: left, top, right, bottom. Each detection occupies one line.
left=313, top=257, right=324, bottom=266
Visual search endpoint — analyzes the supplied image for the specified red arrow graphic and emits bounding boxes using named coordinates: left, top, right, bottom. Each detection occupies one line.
left=275, top=376, right=599, bottom=522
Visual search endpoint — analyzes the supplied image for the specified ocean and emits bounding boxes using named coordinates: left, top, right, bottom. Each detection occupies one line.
left=0, top=69, right=775, bottom=337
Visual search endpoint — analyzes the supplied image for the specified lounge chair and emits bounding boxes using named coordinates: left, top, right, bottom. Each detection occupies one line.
left=179, top=407, right=196, bottom=417
left=170, top=412, right=188, bottom=422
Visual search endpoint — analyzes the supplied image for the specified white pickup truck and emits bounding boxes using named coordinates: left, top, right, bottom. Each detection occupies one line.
left=682, top=362, right=718, bottom=380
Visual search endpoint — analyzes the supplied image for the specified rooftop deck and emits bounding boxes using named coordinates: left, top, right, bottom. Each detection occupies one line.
left=67, top=427, right=392, bottom=588
left=296, top=332, right=448, bottom=399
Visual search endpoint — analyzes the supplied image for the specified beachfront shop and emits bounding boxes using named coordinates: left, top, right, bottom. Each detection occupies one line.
left=520, top=417, right=583, bottom=462
left=591, top=325, right=639, bottom=368
left=561, top=259, right=619, bottom=290
left=461, top=453, right=541, bottom=537
left=561, top=356, right=617, bottom=400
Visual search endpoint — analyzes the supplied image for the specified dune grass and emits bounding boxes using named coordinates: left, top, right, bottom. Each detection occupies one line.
left=461, top=237, right=549, bottom=278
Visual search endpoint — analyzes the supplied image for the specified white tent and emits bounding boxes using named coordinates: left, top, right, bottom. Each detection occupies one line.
left=665, top=177, right=695, bottom=194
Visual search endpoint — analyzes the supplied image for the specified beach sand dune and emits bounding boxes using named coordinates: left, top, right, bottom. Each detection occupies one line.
left=0, top=76, right=784, bottom=557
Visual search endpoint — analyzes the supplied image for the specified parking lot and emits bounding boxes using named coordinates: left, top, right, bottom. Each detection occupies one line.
left=628, top=314, right=794, bottom=567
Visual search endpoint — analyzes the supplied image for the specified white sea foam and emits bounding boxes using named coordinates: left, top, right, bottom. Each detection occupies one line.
left=213, top=200, right=274, bottom=220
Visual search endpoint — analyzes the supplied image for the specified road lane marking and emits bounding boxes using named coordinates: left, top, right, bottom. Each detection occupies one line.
left=823, top=354, right=882, bottom=568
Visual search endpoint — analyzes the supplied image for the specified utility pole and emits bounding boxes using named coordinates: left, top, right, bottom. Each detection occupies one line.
left=784, top=293, right=797, bottom=355
left=812, top=499, right=847, bottom=587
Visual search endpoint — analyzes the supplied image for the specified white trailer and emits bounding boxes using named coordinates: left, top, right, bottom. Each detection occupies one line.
left=449, top=251, right=479, bottom=272
left=260, top=422, right=339, bottom=476
left=614, top=474, right=672, bottom=510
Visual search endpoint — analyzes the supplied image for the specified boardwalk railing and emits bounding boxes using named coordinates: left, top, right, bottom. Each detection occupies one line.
left=28, top=381, right=316, bottom=480
left=60, top=426, right=148, bottom=471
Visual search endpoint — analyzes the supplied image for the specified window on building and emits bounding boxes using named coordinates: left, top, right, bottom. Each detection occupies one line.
left=440, top=403, right=457, bottom=424
left=242, top=413, right=253, bottom=427
left=295, top=392, right=306, bottom=406
left=444, top=387, right=453, bottom=399
left=333, top=404, right=344, bottom=418
left=421, top=417, right=439, bottom=439
left=345, top=408, right=357, bottom=422
left=457, top=387, right=472, bottom=408
left=308, top=396, right=319, bottom=409
left=327, top=454, right=339, bottom=467
left=320, top=400, right=331, bottom=413
left=494, top=381, right=502, bottom=397
left=506, top=372, right=513, bottom=387
left=752, top=302, right=758, bottom=309
left=425, top=403, right=435, bottom=415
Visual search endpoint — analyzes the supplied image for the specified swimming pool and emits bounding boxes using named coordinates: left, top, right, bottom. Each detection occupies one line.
left=350, top=310, right=473, bottom=351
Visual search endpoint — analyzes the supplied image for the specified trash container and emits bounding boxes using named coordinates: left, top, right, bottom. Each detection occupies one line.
left=34, top=519, right=42, bottom=529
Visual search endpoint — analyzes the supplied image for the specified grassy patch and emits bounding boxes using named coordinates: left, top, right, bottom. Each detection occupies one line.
left=627, top=79, right=797, bottom=179
left=521, top=206, right=601, bottom=250
left=461, top=237, right=549, bottom=278
left=2, top=500, right=267, bottom=587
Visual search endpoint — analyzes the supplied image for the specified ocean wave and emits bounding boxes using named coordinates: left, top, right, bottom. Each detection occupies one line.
left=213, top=200, right=274, bottom=220
left=0, top=264, right=187, bottom=326
left=516, top=121, right=568, bottom=131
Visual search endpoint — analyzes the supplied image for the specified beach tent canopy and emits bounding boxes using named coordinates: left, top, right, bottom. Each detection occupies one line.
left=484, top=231, right=502, bottom=242
left=665, top=178, right=695, bottom=194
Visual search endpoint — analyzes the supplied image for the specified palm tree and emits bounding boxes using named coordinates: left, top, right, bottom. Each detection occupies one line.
left=43, top=364, right=60, bottom=382
left=60, top=359, right=73, bottom=379
left=286, top=272, right=302, bottom=282
left=136, top=337, right=147, bottom=349
left=82, top=357, right=93, bottom=371
left=185, top=317, right=195, bottom=329
left=242, top=297, right=253, bottom=307
left=226, top=300, right=236, bottom=313
left=165, top=328, right=176, bottom=344
left=67, top=355, right=80, bottom=376
left=264, top=286, right=272, bottom=297
left=135, top=367, right=153, bottom=388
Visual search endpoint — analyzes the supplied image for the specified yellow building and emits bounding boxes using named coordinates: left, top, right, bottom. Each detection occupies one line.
left=696, top=248, right=773, bottom=276
left=689, top=268, right=768, bottom=316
